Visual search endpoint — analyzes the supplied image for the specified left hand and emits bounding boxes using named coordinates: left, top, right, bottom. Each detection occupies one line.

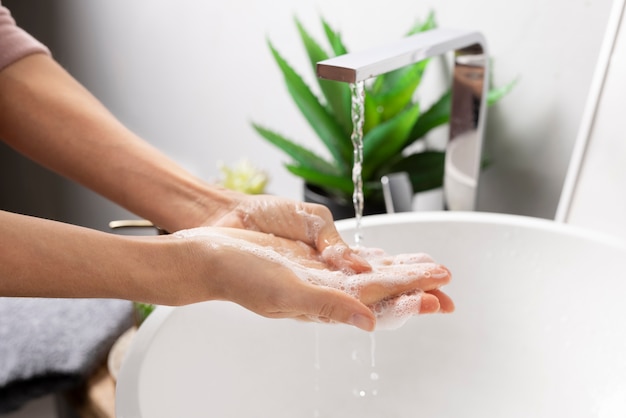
left=201, top=191, right=372, bottom=274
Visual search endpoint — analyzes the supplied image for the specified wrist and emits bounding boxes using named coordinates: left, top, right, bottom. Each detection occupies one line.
left=155, top=182, right=241, bottom=233
left=117, top=236, right=191, bottom=306
left=123, top=232, right=232, bottom=307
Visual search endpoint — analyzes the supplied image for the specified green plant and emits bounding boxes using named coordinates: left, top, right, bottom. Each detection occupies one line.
left=133, top=302, right=156, bottom=326
left=217, top=158, right=269, bottom=194
left=252, top=12, right=515, bottom=204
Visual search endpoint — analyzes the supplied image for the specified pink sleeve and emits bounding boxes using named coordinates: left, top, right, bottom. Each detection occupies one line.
left=0, top=3, right=50, bottom=72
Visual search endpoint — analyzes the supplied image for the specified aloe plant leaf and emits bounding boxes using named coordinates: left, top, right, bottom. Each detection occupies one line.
left=287, top=164, right=381, bottom=200
left=408, top=90, right=451, bottom=145
left=367, top=61, right=428, bottom=121
left=366, top=11, right=435, bottom=121
left=407, top=75, right=516, bottom=148
left=295, top=18, right=352, bottom=135
left=406, top=10, right=437, bottom=36
left=322, top=17, right=348, bottom=56
left=320, top=17, right=352, bottom=134
left=268, top=40, right=352, bottom=171
left=363, top=91, right=382, bottom=134
left=372, top=10, right=437, bottom=92
left=372, top=11, right=437, bottom=99
left=385, top=151, right=445, bottom=193
left=488, top=77, right=518, bottom=106
left=370, top=60, right=428, bottom=97
left=362, top=102, right=421, bottom=180
left=285, top=164, right=355, bottom=196
left=251, top=123, right=341, bottom=176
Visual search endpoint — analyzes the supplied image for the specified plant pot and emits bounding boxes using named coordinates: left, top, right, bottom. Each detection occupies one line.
left=303, top=183, right=387, bottom=221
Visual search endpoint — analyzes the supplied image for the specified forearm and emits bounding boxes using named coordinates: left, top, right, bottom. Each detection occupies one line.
left=0, top=53, right=230, bottom=232
left=0, top=53, right=368, bottom=275
left=0, top=209, right=187, bottom=303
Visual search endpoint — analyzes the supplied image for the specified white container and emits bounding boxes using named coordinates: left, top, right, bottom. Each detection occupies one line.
left=116, top=212, right=626, bottom=418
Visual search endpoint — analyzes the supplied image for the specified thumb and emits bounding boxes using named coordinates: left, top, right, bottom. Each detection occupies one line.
left=316, top=227, right=372, bottom=274
left=303, top=285, right=376, bottom=332
left=300, top=203, right=371, bottom=273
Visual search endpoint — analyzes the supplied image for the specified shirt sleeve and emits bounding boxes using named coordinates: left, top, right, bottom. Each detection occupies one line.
left=0, top=3, right=51, bottom=72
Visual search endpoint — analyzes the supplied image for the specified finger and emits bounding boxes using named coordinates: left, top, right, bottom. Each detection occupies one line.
left=357, top=249, right=435, bottom=266
left=419, top=293, right=442, bottom=314
left=321, top=242, right=372, bottom=273
left=369, top=291, right=444, bottom=318
left=426, top=288, right=455, bottom=313
left=295, top=293, right=443, bottom=321
left=367, top=291, right=423, bottom=329
left=261, top=201, right=371, bottom=274
left=297, top=284, right=376, bottom=331
left=310, top=210, right=371, bottom=274
left=356, top=264, right=451, bottom=305
left=367, top=290, right=446, bottom=330
left=382, top=263, right=451, bottom=291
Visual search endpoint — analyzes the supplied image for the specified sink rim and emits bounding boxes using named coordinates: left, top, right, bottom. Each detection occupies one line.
left=336, top=211, right=626, bottom=250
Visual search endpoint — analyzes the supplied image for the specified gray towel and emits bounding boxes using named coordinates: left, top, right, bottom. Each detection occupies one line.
left=0, top=297, right=133, bottom=412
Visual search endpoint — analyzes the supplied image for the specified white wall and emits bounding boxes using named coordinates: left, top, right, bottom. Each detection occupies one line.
left=43, top=0, right=614, bottom=227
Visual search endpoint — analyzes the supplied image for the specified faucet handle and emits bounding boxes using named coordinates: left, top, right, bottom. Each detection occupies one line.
left=381, top=172, right=414, bottom=213
left=109, top=219, right=168, bottom=235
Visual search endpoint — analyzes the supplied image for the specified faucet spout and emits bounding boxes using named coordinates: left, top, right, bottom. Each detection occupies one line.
left=316, top=28, right=489, bottom=211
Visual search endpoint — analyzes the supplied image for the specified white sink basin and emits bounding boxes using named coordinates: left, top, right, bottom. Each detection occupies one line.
left=116, top=212, right=626, bottom=417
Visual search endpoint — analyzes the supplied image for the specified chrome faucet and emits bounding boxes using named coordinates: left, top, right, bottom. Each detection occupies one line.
left=316, top=28, right=489, bottom=211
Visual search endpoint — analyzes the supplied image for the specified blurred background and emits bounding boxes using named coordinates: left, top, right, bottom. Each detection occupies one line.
left=0, top=0, right=614, bottom=230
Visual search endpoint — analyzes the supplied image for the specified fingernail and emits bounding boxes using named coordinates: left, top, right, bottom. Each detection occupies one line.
left=348, top=313, right=375, bottom=332
left=347, top=253, right=372, bottom=272
left=430, top=266, right=450, bottom=279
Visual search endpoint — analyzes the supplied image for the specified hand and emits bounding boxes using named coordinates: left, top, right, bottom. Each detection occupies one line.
left=350, top=247, right=454, bottom=329
left=172, top=227, right=453, bottom=331
left=200, top=191, right=372, bottom=274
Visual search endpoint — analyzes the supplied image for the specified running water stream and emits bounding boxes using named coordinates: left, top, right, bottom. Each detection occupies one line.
left=314, top=81, right=379, bottom=417
left=350, top=81, right=366, bottom=246
left=349, top=81, right=380, bottom=409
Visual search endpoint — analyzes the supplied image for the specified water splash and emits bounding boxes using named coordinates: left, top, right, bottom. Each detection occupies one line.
left=350, top=333, right=380, bottom=402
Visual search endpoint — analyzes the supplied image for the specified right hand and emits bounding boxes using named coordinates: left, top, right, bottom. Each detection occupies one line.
left=165, top=227, right=453, bottom=331
left=194, top=191, right=373, bottom=273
